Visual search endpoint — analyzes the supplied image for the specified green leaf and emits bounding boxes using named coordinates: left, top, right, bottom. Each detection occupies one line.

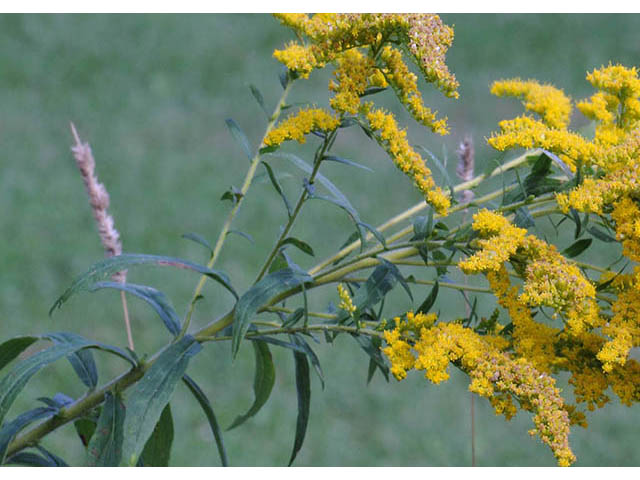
left=411, top=209, right=434, bottom=241
left=279, top=66, right=289, bottom=89
left=281, top=237, right=315, bottom=257
left=379, top=258, right=413, bottom=302
left=90, top=282, right=181, bottom=336
left=228, top=340, right=275, bottom=430
left=138, top=403, right=174, bottom=467
left=322, top=155, right=373, bottom=172
left=288, top=352, right=310, bottom=466
left=220, top=186, right=243, bottom=205
left=122, top=335, right=202, bottom=466
left=50, top=253, right=238, bottom=316
left=514, top=207, right=535, bottom=229
left=182, top=232, right=213, bottom=255
left=0, top=406, right=57, bottom=463
left=75, top=417, right=98, bottom=448
left=360, top=86, right=387, bottom=97
left=0, top=334, right=103, bottom=427
left=182, top=374, right=228, bottom=466
left=351, top=335, right=389, bottom=381
left=349, top=262, right=399, bottom=313
left=42, top=332, right=136, bottom=368
left=232, top=268, right=312, bottom=358
left=0, top=336, right=38, bottom=373
left=312, top=193, right=367, bottom=251
left=249, top=84, right=269, bottom=118
left=589, top=226, right=616, bottom=243
left=87, top=392, right=126, bottom=467
left=225, top=118, right=253, bottom=161
left=562, top=238, right=593, bottom=258
left=261, top=161, right=293, bottom=218
left=417, top=281, right=439, bottom=314
left=291, top=335, right=324, bottom=390
left=227, top=229, right=255, bottom=244
left=415, top=145, right=454, bottom=193
left=68, top=347, right=98, bottom=389
left=6, top=450, right=63, bottom=467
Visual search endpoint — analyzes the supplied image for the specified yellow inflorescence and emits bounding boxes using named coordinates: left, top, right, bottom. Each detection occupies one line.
left=491, top=79, right=572, bottom=129
left=337, top=283, right=357, bottom=315
left=383, top=318, right=575, bottom=466
left=365, top=106, right=451, bottom=214
left=271, top=14, right=458, bottom=213
left=264, top=108, right=340, bottom=147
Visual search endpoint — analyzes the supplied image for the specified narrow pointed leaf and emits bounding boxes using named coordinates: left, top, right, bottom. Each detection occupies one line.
left=0, top=336, right=38, bottom=373
left=322, top=155, right=373, bottom=172
left=225, top=118, right=252, bottom=161
left=182, top=374, right=228, bottom=466
left=261, top=161, right=293, bottom=217
left=379, top=259, right=412, bottom=302
left=0, top=406, right=57, bottom=463
left=90, top=282, right=181, bottom=336
left=50, top=253, right=237, bottom=316
left=228, top=340, right=275, bottom=430
left=349, top=262, right=399, bottom=313
left=227, top=229, right=255, bottom=244
left=87, top=392, right=126, bottom=467
left=182, top=232, right=213, bottom=255
left=249, top=84, right=269, bottom=118
left=232, top=268, right=312, bottom=357
left=0, top=335, right=96, bottom=427
left=75, top=417, right=98, bottom=448
left=351, top=335, right=389, bottom=381
left=122, top=335, right=201, bottom=466
left=138, top=403, right=174, bottom=467
left=291, top=335, right=324, bottom=390
left=417, top=281, right=439, bottom=314
left=67, top=348, right=98, bottom=388
left=6, top=451, right=55, bottom=467
left=288, top=352, right=310, bottom=466
left=562, top=238, right=593, bottom=258
left=281, top=237, right=315, bottom=257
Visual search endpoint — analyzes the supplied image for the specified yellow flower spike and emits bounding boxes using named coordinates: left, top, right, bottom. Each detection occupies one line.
left=329, top=48, right=374, bottom=115
left=273, top=42, right=320, bottom=79
left=382, top=319, right=575, bottom=466
left=491, top=79, right=572, bottom=129
left=364, top=106, right=450, bottom=214
left=337, top=283, right=357, bottom=315
left=264, top=108, right=339, bottom=147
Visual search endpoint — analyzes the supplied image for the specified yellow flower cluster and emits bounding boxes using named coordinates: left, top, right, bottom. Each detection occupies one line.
left=379, top=45, right=449, bottom=134
left=264, top=108, right=340, bottom=147
left=461, top=210, right=600, bottom=335
left=273, top=14, right=458, bottom=97
left=328, top=48, right=375, bottom=115
left=459, top=209, right=528, bottom=273
left=383, top=318, right=575, bottom=466
left=337, top=283, right=356, bottom=315
left=271, top=14, right=459, bottom=213
left=488, top=116, right=596, bottom=172
left=365, top=106, right=451, bottom=214
left=491, top=79, right=572, bottom=129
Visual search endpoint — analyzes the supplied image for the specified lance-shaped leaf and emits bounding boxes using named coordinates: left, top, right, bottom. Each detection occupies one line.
left=46, top=333, right=98, bottom=389
left=249, top=84, right=269, bottom=118
left=288, top=352, right=310, bottom=466
left=6, top=446, right=68, bottom=467
left=232, top=268, right=313, bottom=358
left=0, top=406, right=57, bottom=463
left=121, top=335, right=201, bottom=466
left=182, top=374, right=228, bottom=466
left=228, top=340, right=275, bottom=430
left=261, top=161, right=293, bottom=218
left=562, top=238, right=593, bottom=258
left=90, top=282, right=181, bottom=336
left=322, top=155, right=373, bottom=172
left=0, top=336, right=38, bottom=373
left=281, top=237, right=315, bottom=257
left=417, top=281, right=439, bottom=315
left=225, top=118, right=253, bottom=161
left=348, top=262, right=400, bottom=314
left=50, top=253, right=237, bottom=315
left=42, top=332, right=135, bottom=368
left=138, top=403, right=174, bottom=467
left=352, top=334, right=389, bottom=382
left=87, top=391, right=126, bottom=467
left=0, top=334, right=96, bottom=427
left=182, top=232, right=213, bottom=255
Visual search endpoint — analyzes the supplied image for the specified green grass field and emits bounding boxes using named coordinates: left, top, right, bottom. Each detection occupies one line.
left=2, top=13, right=640, bottom=466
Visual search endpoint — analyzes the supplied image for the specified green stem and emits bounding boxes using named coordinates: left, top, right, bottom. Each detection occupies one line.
left=179, top=81, right=294, bottom=338
left=309, top=150, right=537, bottom=275
left=254, top=126, right=339, bottom=282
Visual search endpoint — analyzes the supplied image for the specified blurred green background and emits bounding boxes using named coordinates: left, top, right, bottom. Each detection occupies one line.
left=1, top=13, right=640, bottom=466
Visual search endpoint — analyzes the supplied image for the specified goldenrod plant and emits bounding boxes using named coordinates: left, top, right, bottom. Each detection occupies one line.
left=2, top=13, right=640, bottom=467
